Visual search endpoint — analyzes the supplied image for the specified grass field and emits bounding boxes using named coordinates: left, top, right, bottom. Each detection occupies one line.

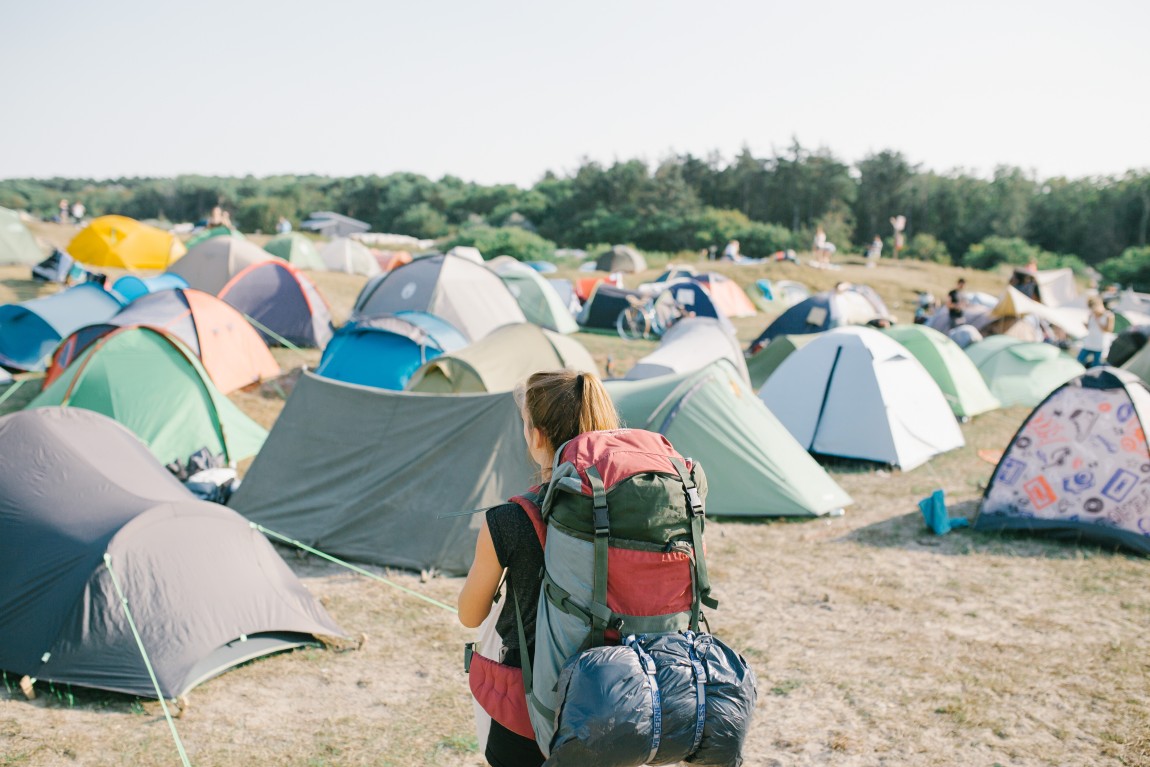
left=1, top=223, right=1147, bottom=767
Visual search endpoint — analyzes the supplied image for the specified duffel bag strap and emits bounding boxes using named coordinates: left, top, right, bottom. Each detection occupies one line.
left=585, top=465, right=611, bottom=647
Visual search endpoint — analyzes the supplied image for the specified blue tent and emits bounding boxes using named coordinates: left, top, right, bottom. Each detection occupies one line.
left=749, top=286, right=891, bottom=351
left=0, top=284, right=123, bottom=371
left=111, top=273, right=189, bottom=303
left=661, top=279, right=734, bottom=331
left=314, top=312, right=468, bottom=390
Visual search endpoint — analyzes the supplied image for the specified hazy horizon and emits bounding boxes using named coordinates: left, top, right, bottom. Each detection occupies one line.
left=3, top=0, right=1148, bottom=187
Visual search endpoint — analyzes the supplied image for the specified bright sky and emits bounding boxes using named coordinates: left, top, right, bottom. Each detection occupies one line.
left=3, top=0, right=1148, bottom=187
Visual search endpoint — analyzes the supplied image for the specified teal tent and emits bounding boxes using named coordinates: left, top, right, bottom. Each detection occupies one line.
left=965, top=335, right=1085, bottom=407
left=0, top=207, right=43, bottom=265
left=28, top=326, right=267, bottom=467
left=605, top=360, right=852, bottom=517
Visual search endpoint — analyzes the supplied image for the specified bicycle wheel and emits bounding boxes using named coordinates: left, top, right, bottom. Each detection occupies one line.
left=617, top=306, right=650, bottom=340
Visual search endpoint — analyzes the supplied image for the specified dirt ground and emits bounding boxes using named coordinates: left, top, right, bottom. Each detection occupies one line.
left=1, top=226, right=1148, bottom=766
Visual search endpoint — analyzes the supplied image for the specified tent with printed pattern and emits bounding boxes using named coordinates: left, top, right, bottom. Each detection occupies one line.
left=975, top=367, right=1150, bottom=554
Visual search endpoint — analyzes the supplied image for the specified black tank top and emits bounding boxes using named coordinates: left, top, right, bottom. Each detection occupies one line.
left=485, top=502, right=544, bottom=664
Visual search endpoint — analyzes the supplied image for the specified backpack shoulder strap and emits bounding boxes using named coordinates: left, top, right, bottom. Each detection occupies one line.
left=509, top=490, right=547, bottom=548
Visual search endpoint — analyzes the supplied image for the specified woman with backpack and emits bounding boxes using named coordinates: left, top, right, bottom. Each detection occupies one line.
left=458, top=370, right=619, bottom=767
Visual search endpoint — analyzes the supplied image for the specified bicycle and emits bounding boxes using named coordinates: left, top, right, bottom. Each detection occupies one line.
left=616, top=289, right=686, bottom=340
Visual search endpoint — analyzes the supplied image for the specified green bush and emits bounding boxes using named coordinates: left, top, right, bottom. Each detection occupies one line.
left=1098, top=246, right=1150, bottom=291
left=961, top=236, right=1044, bottom=271
left=442, top=226, right=558, bottom=262
left=905, top=233, right=951, bottom=264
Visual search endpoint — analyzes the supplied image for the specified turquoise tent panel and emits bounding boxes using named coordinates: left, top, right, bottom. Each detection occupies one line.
left=112, top=273, right=189, bottom=303
left=0, top=284, right=123, bottom=371
left=315, top=312, right=467, bottom=390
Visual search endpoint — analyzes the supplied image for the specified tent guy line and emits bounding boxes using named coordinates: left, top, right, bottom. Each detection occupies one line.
left=103, top=554, right=192, bottom=767
left=251, top=523, right=458, bottom=614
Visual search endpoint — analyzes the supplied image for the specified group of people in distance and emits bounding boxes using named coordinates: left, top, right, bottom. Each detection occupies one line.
left=941, top=269, right=1115, bottom=369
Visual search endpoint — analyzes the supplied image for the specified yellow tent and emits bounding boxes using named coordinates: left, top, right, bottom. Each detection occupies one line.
left=68, top=216, right=186, bottom=271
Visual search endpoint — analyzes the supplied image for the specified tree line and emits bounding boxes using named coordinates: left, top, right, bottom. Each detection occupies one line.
left=2, top=142, right=1149, bottom=287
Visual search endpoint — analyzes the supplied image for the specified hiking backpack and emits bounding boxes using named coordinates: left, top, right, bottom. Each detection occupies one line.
left=512, top=429, right=723, bottom=753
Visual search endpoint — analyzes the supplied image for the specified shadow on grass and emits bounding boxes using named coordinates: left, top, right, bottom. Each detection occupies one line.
left=840, top=500, right=1139, bottom=560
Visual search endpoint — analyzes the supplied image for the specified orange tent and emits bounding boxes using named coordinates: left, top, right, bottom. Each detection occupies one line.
left=373, top=250, right=413, bottom=272
left=45, top=288, right=279, bottom=394
left=692, top=273, right=757, bottom=318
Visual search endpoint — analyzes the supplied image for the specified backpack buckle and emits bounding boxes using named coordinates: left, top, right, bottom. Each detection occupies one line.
left=593, top=503, right=610, bottom=535
left=686, top=486, right=704, bottom=515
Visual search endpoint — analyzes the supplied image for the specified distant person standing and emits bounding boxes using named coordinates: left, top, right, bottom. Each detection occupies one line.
left=58, top=198, right=70, bottom=224
left=1077, top=295, right=1114, bottom=368
left=947, top=278, right=968, bottom=329
left=722, top=239, right=741, bottom=261
left=865, top=235, right=882, bottom=268
left=71, top=201, right=86, bottom=223
left=276, top=216, right=292, bottom=234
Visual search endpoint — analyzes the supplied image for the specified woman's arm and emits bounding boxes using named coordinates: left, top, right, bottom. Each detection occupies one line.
left=458, top=521, right=504, bottom=628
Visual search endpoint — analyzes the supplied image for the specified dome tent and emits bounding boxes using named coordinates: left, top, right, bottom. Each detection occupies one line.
left=406, top=322, right=596, bottom=394
left=749, top=285, right=891, bottom=350
left=760, top=326, right=964, bottom=470
left=67, top=216, right=186, bottom=271
left=965, top=335, right=1086, bottom=407
left=0, top=206, right=44, bottom=265
left=0, top=283, right=123, bottom=371
left=322, top=237, right=380, bottom=277
left=488, top=256, right=579, bottom=334
left=265, top=232, right=326, bottom=271
left=316, top=312, right=468, bottom=391
left=606, top=360, right=852, bottom=517
left=746, top=334, right=816, bottom=390
left=595, top=244, right=646, bottom=273
left=45, top=288, right=280, bottom=395
left=884, top=324, right=1000, bottom=420
left=353, top=253, right=525, bottom=342
left=167, top=236, right=277, bottom=295
left=975, top=367, right=1150, bottom=555
left=218, top=260, right=334, bottom=349
left=0, top=407, right=344, bottom=698
left=28, top=326, right=267, bottom=467
left=623, top=317, right=750, bottom=384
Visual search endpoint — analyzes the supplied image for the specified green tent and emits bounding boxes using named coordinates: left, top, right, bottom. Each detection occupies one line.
left=747, top=334, right=815, bottom=390
left=265, top=233, right=325, bottom=271
left=407, top=322, right=596, bottom=393
left=965, top=335, right=1085, bottom=407
left=1122, top=339, right=1150, bottom=386
left=27, top=326, right=266, bottom=466
left=884, top=324, right=1000, bottom=419
left=0, top=207, right=43, bottom=265
left=605, top=360, right=853, bottom=517
left=185, top=226, right=243, bottom=250
left=489, top=257, right=579, bottom=334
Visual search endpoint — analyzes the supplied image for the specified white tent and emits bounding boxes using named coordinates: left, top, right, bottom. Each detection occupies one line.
left=759, top=326, right=965, bottom=470
left=624, top=317, right=750, bottom=384
left=1034, top=268, right=1079, bottom=308
left=447, top=246, right=484, bottom=264
left=321, top=237, right=381, bottom=277
left=991, top=286, right=1088, bottom=339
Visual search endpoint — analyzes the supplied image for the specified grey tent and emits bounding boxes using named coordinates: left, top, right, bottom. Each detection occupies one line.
left=624, top=317, right=750, bottom=383
left=228, top=371, right=535, bottom=575
left=168, top=236, right=278, bottom=295
left=595, top=245, right=647, bottom=273
left=0, top=206, right=43, bottom=265
left=0, top=408, right=345, bottom=698
left=353, top=254, right=526, bottom=342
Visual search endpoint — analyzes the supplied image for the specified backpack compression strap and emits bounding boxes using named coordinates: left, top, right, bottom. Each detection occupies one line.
left=667, top=457, right=718, bottom=628
left=585, top=465, right=613, bottom=648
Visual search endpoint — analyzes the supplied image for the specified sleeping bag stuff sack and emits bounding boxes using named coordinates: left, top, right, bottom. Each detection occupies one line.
left=488, top=428, right=757, bottom=764
left=549, top=631, right=757, bottom=767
